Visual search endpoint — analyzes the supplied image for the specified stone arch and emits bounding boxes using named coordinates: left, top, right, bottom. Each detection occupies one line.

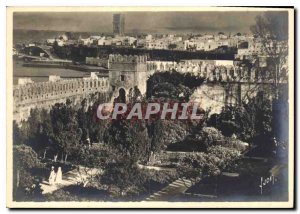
left=118, top=88, right=126, bottom=103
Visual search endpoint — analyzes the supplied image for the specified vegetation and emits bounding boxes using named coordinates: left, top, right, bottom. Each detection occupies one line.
left=177, top=146, right=241, bottom=186
left=146, top=70, right=205, bottom=100
left=12, top=11, right=289, bottom=200
left=13, top=145, right=45, bottom=201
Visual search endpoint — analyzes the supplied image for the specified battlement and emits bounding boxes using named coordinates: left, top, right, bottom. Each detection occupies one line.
left=146, top=61, right=288, bottom=84
left=109, top=54, right=148, bottom=64
left=13, top=76, right=110, bottom=107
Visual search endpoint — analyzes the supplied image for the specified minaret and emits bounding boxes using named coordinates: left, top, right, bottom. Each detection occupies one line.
left=113, top=14, right=125, bottom=36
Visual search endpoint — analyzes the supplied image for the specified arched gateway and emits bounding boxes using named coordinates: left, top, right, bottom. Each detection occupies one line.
left=108, top=54, right=152, bottom=102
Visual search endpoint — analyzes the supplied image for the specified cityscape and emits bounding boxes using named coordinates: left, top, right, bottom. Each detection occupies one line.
left=9, top=8, right=292, bottom=207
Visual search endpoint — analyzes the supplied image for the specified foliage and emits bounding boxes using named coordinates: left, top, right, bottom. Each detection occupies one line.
left=217, top=139, right=248, bottom=152
left=13, top=121, right=25, bottom=145
left=148, top=120, right=189, bottom=153
left=168, top=43, right=177, bottom=50
left=104, top=119, right=151, bottom=163
left=207, top=92, right=274, bottom=143
left=49, top=101, right=82, bottom=161
left=144, top=169, right=178, bottom=184
left=250, top=11, right=288, bottom=88
left=250, top=11, right=288, bottom=41
left=13, top=145, right=44, bottom=201
left=168, top=126, right=223, bottom=152
left=101, top=118, right=187, bottom=196
left=146, top=71, right=205, bottom=100
left=46, top=189, right=79, bottom=201
left=13, top=91, right=112, bottom=163
left=76, top=145, right=106, bottom=168
left=207, top=93, right=286, bottom=157
left=100, top=160, right=147, bottom=197
left=207, top=146, right=241, bottom=168
left=177, top=146, right=241, bottom=185
left=15, top=109, right=53, bottom=157
left=147, top=120, right=166, bottom=153
left=14, top=144, right=41, bottom=170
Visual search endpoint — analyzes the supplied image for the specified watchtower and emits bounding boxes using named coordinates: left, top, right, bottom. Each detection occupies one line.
left=108, top=54, right=149, bottom=102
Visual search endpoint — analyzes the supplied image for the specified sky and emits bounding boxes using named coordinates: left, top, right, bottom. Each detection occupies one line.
left=13, top=11, right=264, bottom=34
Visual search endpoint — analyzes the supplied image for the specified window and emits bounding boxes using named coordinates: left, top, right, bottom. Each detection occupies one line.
left=120, top=75, right=125, bottom=81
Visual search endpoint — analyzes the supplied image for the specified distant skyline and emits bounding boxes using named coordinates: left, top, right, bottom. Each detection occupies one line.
left=13, top=11, right=265, bottom=34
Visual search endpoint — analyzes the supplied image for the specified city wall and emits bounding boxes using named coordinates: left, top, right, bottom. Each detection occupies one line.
left=13, top=54, right=287, bottom=122
left=13, top=76, right=110, bottom=123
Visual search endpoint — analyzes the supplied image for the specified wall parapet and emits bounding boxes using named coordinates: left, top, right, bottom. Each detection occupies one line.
left=13, top=77, right=110, bottom=108
left=108, top=54, right=148, bottom=64
left=146, top=60, right=288, bottom=84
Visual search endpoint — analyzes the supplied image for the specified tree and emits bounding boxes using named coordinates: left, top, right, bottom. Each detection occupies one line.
left=13, top=121, right=25, bottom=145
left=146, top=71, right=204, bottom=100
left=50, top=101, right=82, bottom=162
left=151, top=82, right=190, bottom=100
left=74, top=145, right=106, bottom=187
left=147, top=120, right=166, bottom=153
left=100, top=159, right=147, bottom=196
left=168, top=125, right=224, bottom=152
left=250, top=11, right=289, bottom=93
left=100, top=118, right=154, bottom=196
left=77, top=93, right=111, bottom=145
left=168, top=43, right=177, bottom=50
left=104, top=120, right=151, bottom=164
left=177, top=146, right=241, bottom=186
left=177, top=152, right=207, bottom=185
left=15, top=109, right=53, bottom=158
left=13, top=145, right=43, bottom=201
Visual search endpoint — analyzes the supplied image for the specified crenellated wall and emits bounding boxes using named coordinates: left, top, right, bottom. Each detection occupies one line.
left=13, top=75, right=111, bottom=123
left=13, top=55, right=288, bottom=123
left=146, top=60, right=287, bottom=84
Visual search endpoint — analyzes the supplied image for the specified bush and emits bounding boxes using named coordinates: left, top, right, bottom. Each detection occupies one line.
left=176, top=146, right=241, bottom=185
left=147, top=71, right=205, bottom=100
left=13, top=145, right=49, bottom=201
left=167, top=126, right=224, bottom=152
left=100, top=161, right=147, bottom=197
left=144, top=169, right=178, bottom=184
left=215, top=139, right=248, bottom=152
left=45, top=189, right=79, bottom=201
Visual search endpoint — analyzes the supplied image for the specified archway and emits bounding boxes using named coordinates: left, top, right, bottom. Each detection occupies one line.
left=118, top=88, right=126, bottom=103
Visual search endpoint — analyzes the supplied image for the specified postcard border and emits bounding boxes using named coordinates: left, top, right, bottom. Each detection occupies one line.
left=6, top=6, right=295, bottom=208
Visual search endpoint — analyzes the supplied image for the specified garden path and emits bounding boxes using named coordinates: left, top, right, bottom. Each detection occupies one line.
left=40, top=166, right=100, bottom=194
left=143, top=178, right=192, bottom=201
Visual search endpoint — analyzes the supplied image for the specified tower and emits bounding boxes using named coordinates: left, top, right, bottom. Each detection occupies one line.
left=108, top=54, right=149, bottom=102
left=113, top=14, right=125, bottom=36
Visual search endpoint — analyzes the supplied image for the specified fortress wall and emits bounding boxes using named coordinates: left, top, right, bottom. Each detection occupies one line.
left=13, top=54, right=287, bottom=123
left=191, top=82, right=278, bottom=115
left=13, top=77, right=111, bottom=123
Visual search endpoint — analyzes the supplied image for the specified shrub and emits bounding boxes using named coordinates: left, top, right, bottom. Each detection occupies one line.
left=46, top=189, right=79, bottom=201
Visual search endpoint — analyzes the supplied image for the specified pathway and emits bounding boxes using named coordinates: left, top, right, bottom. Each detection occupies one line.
left=143, top=178, right=193, bottom=201
left=40, top=166, right=100, bottom=195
